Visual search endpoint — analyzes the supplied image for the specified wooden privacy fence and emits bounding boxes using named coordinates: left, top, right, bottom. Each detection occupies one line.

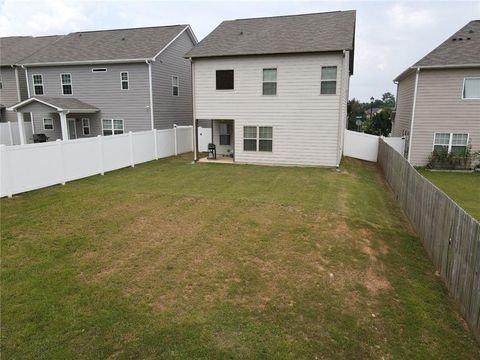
left=378, top=138, right=480, bottom=340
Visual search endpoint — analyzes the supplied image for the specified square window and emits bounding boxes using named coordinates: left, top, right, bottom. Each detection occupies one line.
left=463, top=78, right=480, bottom=99
left=216, top=70, right=234, bottom=90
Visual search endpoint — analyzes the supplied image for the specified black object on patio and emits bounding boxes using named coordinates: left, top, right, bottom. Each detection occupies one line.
left=32, top=134, right=49, bottom=143
left=208, top=143, right=216, bottom=159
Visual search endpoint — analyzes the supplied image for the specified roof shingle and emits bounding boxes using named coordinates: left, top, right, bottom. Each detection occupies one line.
left=0, top=36, right=61, bottom=66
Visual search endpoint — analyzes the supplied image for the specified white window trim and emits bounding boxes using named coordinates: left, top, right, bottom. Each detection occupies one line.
left=82, top=118, right=90, bottom=136
left=243, top=126, right=273, bottom=152
left=43, top=117, right=54, bottom=131
left=262, top=68, right=277, bottom=96
left=432, top=132, right=469, bottom=153
left=320, top=66, right=338, bottom=95
left=172, top=75, right=179, bottom=96
left=60, top=73, right=73, bottom=96
left=32, top=74, right=44, bottom=96
left=120, top=71, right=129, bottom=90
left=102, top=118, right=124, bottom=136
left=461, top=77, right=480, bottom=100
left=91, top=68, right=107, bottom=73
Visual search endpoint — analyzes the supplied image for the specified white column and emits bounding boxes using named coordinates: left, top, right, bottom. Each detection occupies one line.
left=59, top=112, right=69, bottom=140
left=16, top=112, right=26, bottom=145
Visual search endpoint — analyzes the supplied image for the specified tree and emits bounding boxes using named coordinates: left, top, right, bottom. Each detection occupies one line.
left=363, top=108, right=393, bottom=136
left=347, top=98, right=366, bottom=131
left=381, top=92, right=395, bottom=108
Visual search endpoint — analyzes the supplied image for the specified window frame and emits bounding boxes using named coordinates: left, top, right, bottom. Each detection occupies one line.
left=262, top=68, right=277, bottom=96
left=120, top=71, right=129, bottom=90
left=320, top=66, right=338, bottom=95
left=462, top=77, right=480, bottom=100
left=102, top=119, right=124, bottom=136
left=243, top=126, right=273, bottom=152
left=215, top=69, right=234, bottom=91
left=91, top=68, right=107, bottom=73
left=433, top=132, right=469, bottom=153
left=258, top=126, right=273, bottom=152
left=243, top=126, right=257, bottom=152
left=43, top=118, right=54, bottom=130
left=60, top=73, right=73, bottom=95
left=172, top=75, right=179, bottom=96
left=219, top=122, right=231, bottom=145
left=32, top=74, right=44, bottom=96
left=82, top=118, right=91, bottom=136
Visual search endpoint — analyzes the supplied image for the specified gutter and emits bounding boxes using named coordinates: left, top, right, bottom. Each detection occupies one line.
left=407, top=67, right=420, bottom=163
left=18, top=58, right=152, bottom=67
left=146, top=59, right=155, bottom=130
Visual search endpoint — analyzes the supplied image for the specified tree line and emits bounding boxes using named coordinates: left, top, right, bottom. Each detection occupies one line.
left=347, top=92, right=395, bottom=136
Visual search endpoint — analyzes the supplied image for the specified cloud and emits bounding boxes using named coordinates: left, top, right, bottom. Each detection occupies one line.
left=390, top=4, right=436, bottom=29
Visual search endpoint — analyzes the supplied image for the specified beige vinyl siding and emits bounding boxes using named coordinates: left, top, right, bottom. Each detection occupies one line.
left=410, top=68, right=480, bottom=166
left=392, top=70, right=416, bottom=137
left=193, top=52, right=347, bottom=167
left=151, top=30, right=195, bottom=129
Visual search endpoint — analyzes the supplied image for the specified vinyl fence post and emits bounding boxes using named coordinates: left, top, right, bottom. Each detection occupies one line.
left=7, top=121, right=14, bottom=145
left=174, top=124, right=178, bottom=156
left=153, top=129, right=158, bottom=160
left=56, top=139, right=66, bottom=185
left=1, top=145, right=13, bottom=198
left=97, top=135, right=104, bottom=175
left=129, top=131, right=135, bottom=167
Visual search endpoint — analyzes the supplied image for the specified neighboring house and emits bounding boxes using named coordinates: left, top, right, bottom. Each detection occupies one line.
left=186, top=11, right=356, bottom=167
left=392, top=20, right=480, bottom=166
left=0, top=35, right=60, bottom=122
left=7, top=25, right=197, bottom=143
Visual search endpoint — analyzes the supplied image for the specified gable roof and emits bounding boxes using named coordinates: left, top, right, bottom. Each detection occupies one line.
left=395, top=20, right=480, bottom=81
left=186, top=11, right=356, bottom=72
left=0, top=36, right=61, bottom=66
left=8, top=96, right=99, bottom=113
left=18, top=25, right=196, bottom=66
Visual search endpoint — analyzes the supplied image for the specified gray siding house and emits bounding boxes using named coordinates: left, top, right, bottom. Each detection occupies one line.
left=392, top=20, right=480, bottom=166
left=0, top=36, right=60, bottom=122
left=8, top=25, right=197, bottom=143
left=186, top=11, right=356, bottom=167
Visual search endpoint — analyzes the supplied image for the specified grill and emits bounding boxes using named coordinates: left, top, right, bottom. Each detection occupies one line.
left=207, top=143, right=216, bottom=159
left=32, top=134, right=49, bottom=143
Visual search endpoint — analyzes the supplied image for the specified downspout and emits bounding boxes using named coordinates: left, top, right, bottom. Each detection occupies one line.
left=191, top=58, right=198, bottom=161
left=408, top=67, right=420, bottom=163
left=21, top=65, right=35, bottom=134
left=13, top=66, right=21, bottom=102
left=336, top=50, right=347, bottom=167
left=146, top=59, right=155, bottom=130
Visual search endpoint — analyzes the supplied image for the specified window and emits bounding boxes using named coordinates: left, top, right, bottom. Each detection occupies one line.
left=61, top=73, right=72, bottom=95
left=92, top=68, right=107, bottom=73
left=243, top=126, right=257, bottom=151
left=172, top=76, right=179, bottom=96
left=33, top=74, right=44, bottom=95
left=259, top=126, right=273, bottom=152
left=262, top=68, right=277, bottom=95
left=0, top=75, right=2, bottom=89
left=120, top=72, right=129, bottom=90
left=216, top=70, right=234, bottom=90
left=219, top=123, right=231, bottom=145
left=463, top=77, right=480, bottom=99
left=43, top=118, right=53, bottom=130
left=434, top=133, right=469, bottom=154
left=82, top=118, right=90, bottom=135
left=102, top=119, right=124, bottom=136
left=320, top=66, right=337, bottom=95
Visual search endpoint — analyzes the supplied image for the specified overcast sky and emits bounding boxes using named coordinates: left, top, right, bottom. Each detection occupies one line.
left=1, top=0, right=479, bottom=102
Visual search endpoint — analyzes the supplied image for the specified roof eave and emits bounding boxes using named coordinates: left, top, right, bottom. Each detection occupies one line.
left=18, top=58, right=152, bottom=67
left=394, top=63, right=480, bottom=82
left=186, top=48, right=351, bottom=59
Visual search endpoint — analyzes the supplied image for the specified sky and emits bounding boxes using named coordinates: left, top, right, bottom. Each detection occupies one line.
left=1, top=0, right=479, bottom=102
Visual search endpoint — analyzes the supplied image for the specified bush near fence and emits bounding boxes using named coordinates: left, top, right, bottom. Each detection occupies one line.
left=378, top=138, right=480, bottom=340
left=0, top=125, right=193, bottom=197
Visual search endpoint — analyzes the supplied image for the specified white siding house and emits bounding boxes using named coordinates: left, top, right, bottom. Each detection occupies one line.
left=187, top=11, right=356, bottom=167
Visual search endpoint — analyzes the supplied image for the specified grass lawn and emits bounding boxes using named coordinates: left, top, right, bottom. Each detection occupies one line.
left=417, top=169, right=480, bottom=221
left=2, top=155, right=479, bottom=359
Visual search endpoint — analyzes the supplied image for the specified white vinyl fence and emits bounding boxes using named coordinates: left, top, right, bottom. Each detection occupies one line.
left=0, top=121, right=34, bottom=145
left=0, top=125, right=193, bottom=197
left=343, top=129, right=405, bottom=162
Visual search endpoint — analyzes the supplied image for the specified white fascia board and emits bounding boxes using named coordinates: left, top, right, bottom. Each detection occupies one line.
left=19, top=58, right=151, bottom=67
left=152, top=25, right=198, bottom=62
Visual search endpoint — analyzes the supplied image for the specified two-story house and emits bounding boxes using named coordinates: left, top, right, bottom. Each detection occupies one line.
left=186, top=11, right=356, bottom=167
left=0, top=35, right=60, bottom=122
left=8, top=25, right=197, bottom=144
left=392, top=20, right=480, bottom=166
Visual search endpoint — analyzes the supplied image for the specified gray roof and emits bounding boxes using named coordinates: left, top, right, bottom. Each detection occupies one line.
left=186, top=11, right=356, bottom=72
left=19, top=25, right=192, bottom=65
left=9, top=96, right=99, bottom=112
left=395, top=20, right=480, bottom=81
left=0, top=36, right=61, bottom=66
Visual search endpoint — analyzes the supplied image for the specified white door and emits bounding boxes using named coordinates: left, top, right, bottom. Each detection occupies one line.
left=67, top=118, right=77, bottom=139
left=198, top=127, right=212, bottom=152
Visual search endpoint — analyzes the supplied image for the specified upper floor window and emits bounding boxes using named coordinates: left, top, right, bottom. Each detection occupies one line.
left=320, top=66, right=337, bottom=95
left=120, top=72, right=129, bottom=90
left=216, top=70, right=234, bottom=90
left=434, top=133, right=469, bottom=155
left=61, top=73, right=72, bottom=95
left=463, top=77, right=480, bottom=99
left=172, top=76, right=179, bottom=96
left=33, top=74, right=44, bottom=95
left=262, top=68, right=277, bottom=95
